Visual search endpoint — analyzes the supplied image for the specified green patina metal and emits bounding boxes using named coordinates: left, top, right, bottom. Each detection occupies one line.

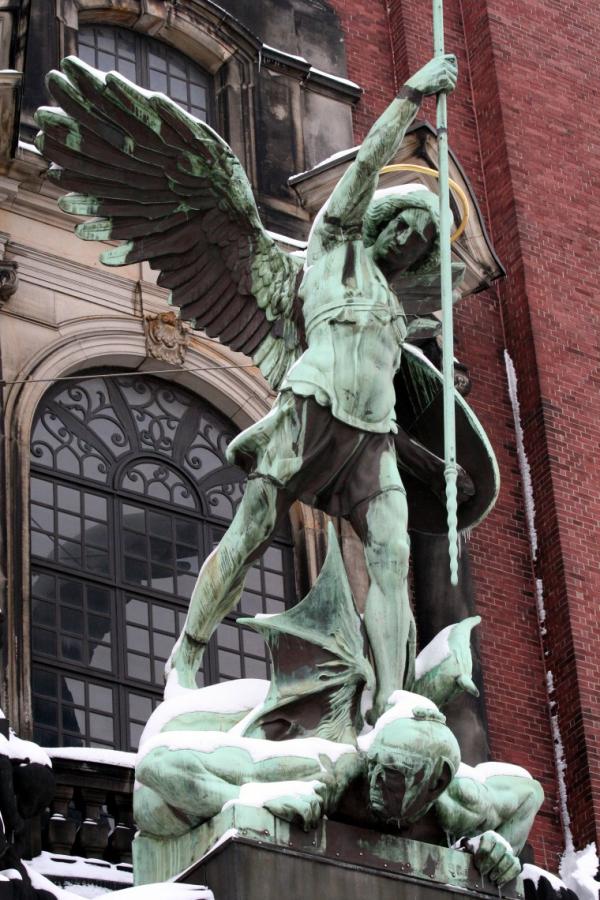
left=35, top=51, right=486, bottom=724
left=413, top=616, right=481, bottom=708
left=35, top=49, right=542, bottom=893
left=238, top=523, right=374, bottom=744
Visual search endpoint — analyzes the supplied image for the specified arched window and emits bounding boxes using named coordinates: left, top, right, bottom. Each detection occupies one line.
left=29, top=373, right=294, bottom=751
left=77, top=25, right=212, bottom=122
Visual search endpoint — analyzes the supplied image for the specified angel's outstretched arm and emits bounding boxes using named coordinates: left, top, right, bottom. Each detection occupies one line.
left=310, top=55, right=457, bottom=255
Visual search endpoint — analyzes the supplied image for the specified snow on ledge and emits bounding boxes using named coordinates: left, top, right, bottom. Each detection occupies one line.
left=46, top=747, right=136, bottom=768
left=28, top=851, right=133, bottom=886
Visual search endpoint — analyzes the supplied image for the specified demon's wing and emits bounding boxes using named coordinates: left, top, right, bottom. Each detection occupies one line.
left=34, top=56, right=305, bottom=390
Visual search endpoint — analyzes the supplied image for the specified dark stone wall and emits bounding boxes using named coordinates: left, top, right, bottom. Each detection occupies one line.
left=219, top=0, right=348, bottom=76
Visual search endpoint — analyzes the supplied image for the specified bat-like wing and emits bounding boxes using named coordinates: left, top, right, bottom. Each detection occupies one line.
left=35, top=56, right=305, bottom=390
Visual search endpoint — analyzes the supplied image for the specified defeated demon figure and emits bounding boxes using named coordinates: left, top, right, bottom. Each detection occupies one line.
left=134, top=680, right=542, bottom=887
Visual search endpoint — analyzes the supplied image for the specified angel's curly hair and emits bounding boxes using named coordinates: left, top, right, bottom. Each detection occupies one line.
left=363, top=189, right=440, bottom=248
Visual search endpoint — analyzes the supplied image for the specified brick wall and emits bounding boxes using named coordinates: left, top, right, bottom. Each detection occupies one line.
left=329, top=0, right=600, bottom=868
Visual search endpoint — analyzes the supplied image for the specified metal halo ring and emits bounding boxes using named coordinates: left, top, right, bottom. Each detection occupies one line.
left=379, top=163, right=469, bottom=243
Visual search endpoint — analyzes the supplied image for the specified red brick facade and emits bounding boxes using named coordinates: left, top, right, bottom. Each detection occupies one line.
left=329, top=0, right=600, bottom=868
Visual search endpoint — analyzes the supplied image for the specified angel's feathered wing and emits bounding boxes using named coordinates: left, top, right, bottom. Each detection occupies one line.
left=34, top=56, right=305, bottom=390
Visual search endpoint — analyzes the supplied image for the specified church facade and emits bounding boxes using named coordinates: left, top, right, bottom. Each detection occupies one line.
left=0, top=0, right=597, bottom=884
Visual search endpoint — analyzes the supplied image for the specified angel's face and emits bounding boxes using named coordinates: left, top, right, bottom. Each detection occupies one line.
left=372, top=213, right=434, bottom=278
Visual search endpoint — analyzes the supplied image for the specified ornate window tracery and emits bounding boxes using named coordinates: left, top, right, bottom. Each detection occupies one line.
left=77, top=25, right=212, bottom=122
left=30, top=373, right=294, bottom=751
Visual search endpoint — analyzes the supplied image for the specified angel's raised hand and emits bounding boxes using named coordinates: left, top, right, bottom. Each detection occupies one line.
left=406, top=54, right=458, bottom=96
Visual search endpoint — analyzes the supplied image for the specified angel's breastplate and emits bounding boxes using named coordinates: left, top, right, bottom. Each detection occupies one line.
left=284, top=242, right=406, bottom=433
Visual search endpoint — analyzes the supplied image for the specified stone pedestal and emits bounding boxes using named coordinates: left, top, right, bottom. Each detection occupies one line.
left=133, top=809, right=523, bottom=900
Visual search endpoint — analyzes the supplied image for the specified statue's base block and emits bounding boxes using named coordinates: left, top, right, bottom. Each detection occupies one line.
left=133, top=808, right=523, bottom=899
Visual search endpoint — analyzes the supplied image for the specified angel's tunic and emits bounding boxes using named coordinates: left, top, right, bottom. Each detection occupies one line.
left=281, top=241, right=407, bottom=434
left=227, top=241, right=408, bottom=516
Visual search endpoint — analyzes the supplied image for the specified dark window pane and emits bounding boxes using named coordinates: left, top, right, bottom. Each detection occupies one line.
left=96, top=29, right=116, bottom=53
left=244, top=657, right=268, bottom=679
left=129, top=693, right=153, bottom=721
left=126, top=598, right=148, bottom=626
left=152, top=606, right=175, bottom=634
left=84, top=494, right=107, bottom=520
left=32, top=573, right=55, bottom=601
left=150, top=567, right=174, bottom=593
left=149, top=536, right=172, bottom=564
left=125, top=556, right=147, bottom=585
left=264, top=547, right=283, bottom=570
left=176, top=573, right=196, bottom=597
left=148, top=70, right=167, bottom=93
left=217, top=623, right=239, bottom=651
left=31, top=532, right=54, bottom=559
left=90, top=645, right=112, bottom=671
left=86, top=521, right=108, bottom=548
left=31, top=478, right=53, bottom=505
left=88, top=614, right=111, bottom=642
left=32, top=668, right=57, bottom=698
left=90, top=713, right=113, bottom=742
left=60, top=607, right=83, bottom=635
left=246, top=568, right=261, bottom=591
left=129, top=721, right=144, bottom=749
left=89, top=685, right=113, bottom=713
left=175, top=520, right=196, bottom=545
left=32, top=628, right=56, bottom=656
left=148, top=511, right=170, bottom=536
left=148, top=48, right=166, bottom=73
left=62, top=677, right=85, bottom=706
left=88, top=586, right=111, bottom=615
left=153, top=660, right=165, bottom=684
left=218, top=650, right=241, bottom=679
left=31, top=504, right=53, bottom=532
left=32, top=599, right=55, bottom=627
left=59, top=580, right=83, bottom=608
left=153, top=631, right=174, bottom=660
left=86, top=548, right=109, bottom=575
left=56, top=485, right=80, bottom=513
left=123, top=504, right=145, bottom=532
left=98, top=50, right=116, bottom=70
left=32, top=697, right=57, bottom=728
left=57, top=540, right=82, bottom=567
left=242, top=630, right=266, bottom=657
left=128, top=653, right=151, bottom=681
left=62, top=636, right=83, bottom=662
left=266, top=598, right=286, bottom=615
left=127, top=624, right=149, bottom=653
left=57, top=512, right=81, bottom=540
left=62, top=706, right=84, bottom=734
left=34, top=726, right=58, bottom=746
left=124, top=532, right=146, bottom=558
left=170, top=78, right=188, bottom=103
left=240, top=592, right=263, bottom=616
left=264, top=572, right=284, bottom=596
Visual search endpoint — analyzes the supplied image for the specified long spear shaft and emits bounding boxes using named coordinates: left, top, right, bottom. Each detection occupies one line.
left=432, top=0, right=459, bottom=586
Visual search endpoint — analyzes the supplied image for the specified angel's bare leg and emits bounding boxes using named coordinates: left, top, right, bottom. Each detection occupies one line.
left=350, top=455, right=414, bottom=721
left=166, top=477, right=290, bottom=690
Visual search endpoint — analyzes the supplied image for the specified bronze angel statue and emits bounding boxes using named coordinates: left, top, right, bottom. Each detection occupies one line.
left=35, top=53, right=498, bottom=721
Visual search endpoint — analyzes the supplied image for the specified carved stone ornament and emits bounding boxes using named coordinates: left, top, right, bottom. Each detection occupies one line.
left=144, top=311, right=189, bottom=366
left=0, top=259, right=17, bottom=306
